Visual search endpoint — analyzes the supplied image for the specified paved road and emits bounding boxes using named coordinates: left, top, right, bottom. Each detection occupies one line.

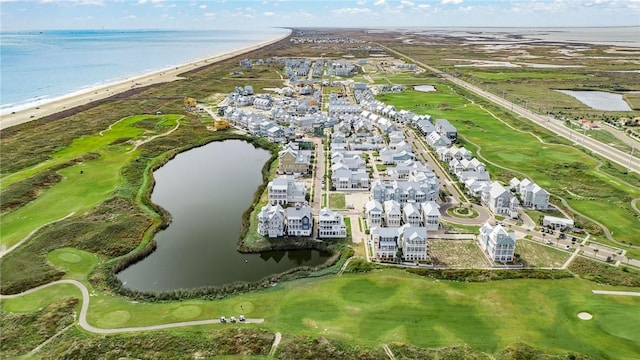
left=0, top=280, right=264, bottom=334
left=380, top=45, right=640, bottom=174
left=592, top=290, right=640, bottom=297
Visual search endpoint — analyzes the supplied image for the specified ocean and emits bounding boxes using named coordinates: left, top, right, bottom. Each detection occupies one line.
left=0, top=28, right=290, bottom=115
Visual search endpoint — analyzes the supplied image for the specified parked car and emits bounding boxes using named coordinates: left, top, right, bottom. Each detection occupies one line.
left=230, top=316, right=237, bottom=323
left=220, top=316, right=226, bottom=323
left=239, top=315, right=246, bottom=322
left=565, top=245, right=571, bottom=250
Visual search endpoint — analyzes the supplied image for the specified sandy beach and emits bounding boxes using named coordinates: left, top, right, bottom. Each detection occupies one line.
left=0, top=31, right=290, bottom=131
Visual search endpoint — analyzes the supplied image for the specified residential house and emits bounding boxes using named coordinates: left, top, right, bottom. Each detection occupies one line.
left=481, top=182, right=518, bottom=218
left=278, top=145, right=311, bottom=174
left=370, top=227, right=399, bottom=261
left=435, top=118, right=457, bottom=141
left=478, top=222, right=517, bottom=262
left=285, top=203, right=313, bottom=237
left=512, top=178, right=549, bottom=210
left=403, top=202, right=422, bottom=227
left=318, top=207, right=347, bottom=238
left=399, top=224, right=429, bottom=261
left=371, top=180, right=439, bottom=205
left=365, top=200, right=383, bottom=227
left=257, top=203, right=286, bottom=238
left=267, top=175, right=307, bottom=205
left=383, top=200, right=402, bottom=227
left=420, top=201, right=440, bottom=231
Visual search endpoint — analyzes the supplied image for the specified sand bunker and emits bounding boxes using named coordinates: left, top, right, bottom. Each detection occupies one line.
left=577, top=312, right=593, bottom=320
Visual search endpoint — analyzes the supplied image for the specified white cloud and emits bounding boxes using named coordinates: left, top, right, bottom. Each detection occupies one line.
left=374, top=0, right=385, bottom=5
left=400, top=0, right=414, bottom=7
left=38, top=0, right=105, bottom=5
left=122, top=14, right=137, bottom=20
left=332, top=7, right=372, bottom=15
left=199, top=4, right=206, bottom=8
left=263, top=11, right=275, bottom=16
left=441, top=0, right=463, bottom=4
left=356, top=0, right=367, bottom=4
left=418, top=4, right=430, bottom=9
left=204, top=12, right=215, bottom=17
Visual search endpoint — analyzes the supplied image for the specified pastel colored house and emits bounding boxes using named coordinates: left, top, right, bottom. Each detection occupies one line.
left=403, top=202, right=422, bottom=227
left=370, top=227, right=399, bottom=261
left=267, top=175, right=307, bottom=205
left=383, top=200, right=402, bottom=227
left=420, top=201, right=440, bottom=231
left=278, top=145, right=311, bottom=175
left=365, top=200, right=383, bottom=227
left=285, top=203, right=313, bottom=237
left=257, top=203, right=286, bottom=238
left=478, top=222, right=517, bottom=262
left=318, top=207, right=347, bottom=238
left=481, top=182, right=519, bottom=219
left=399, top=224, right=429, bottom=262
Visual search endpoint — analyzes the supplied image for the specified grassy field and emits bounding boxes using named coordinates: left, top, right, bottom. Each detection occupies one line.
left=429, top=240, right=490, bottom=268
left=0, top=115, right=179, bottom=250
left=376, top=85, right=640, bottom=251
left=2, top=268, right=639, bottom=359
left=329, top=193, right=346, bottom=209
left=515, top=240, right=571, bottom=268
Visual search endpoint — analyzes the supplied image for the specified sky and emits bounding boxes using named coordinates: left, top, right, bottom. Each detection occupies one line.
left=1, top=0, right=639, bottom=31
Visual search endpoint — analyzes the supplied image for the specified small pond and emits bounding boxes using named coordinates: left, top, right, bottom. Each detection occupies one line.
left=117, top=140, right=331, bottom=292
left=555, top=90, right=632, bottom=111
left=414, top=85, right=437, bottom=92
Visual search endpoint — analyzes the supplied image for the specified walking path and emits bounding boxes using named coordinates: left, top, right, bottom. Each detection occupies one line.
left=383, top=344, right=396, bottom=360
left=592, top=290, right=640, bottom=297
left=269, top=332, right=282, bottom=357
left=0, top=212, right=75, bottom=259
left=561, top=236, right=589, bottom=270
left=0, top=280, right=264, bottom=334
left=128, top=117, right=182, bottom=153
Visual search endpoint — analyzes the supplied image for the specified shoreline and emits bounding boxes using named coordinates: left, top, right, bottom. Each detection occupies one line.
left=0, top=29, right=291, bottom=131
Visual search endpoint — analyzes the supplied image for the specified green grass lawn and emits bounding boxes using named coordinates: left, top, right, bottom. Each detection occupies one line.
left=329, top=193, right=346, bottom=209
left=2, top=269, right=639, bottom=359
left=0, top=115, right=181, bottom=250
left=515, top=240, right=571, bottom=268
left=377, top=86, right=640, bottom=248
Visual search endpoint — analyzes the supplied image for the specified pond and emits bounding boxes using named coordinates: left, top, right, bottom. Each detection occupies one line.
left=117, top=140, right=331, bottom=292
left=414, top=85, right=437, bottom=92
left=555, top=90, right=632, bottom=111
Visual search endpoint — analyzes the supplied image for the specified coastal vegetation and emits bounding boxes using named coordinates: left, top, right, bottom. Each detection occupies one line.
left=2, top=267, right=639, bottom=359
left=2, top=30, right=639, bottom=359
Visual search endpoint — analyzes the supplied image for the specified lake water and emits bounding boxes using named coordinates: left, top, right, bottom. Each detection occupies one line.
left=117, top=140, right=331, bottom=292
left=555, top=90, right=633, bottom=111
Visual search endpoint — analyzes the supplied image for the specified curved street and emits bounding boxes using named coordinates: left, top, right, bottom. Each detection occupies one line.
left=0, top=279, right=264, bottom=334
left=380, top=45, right=640, bottom=174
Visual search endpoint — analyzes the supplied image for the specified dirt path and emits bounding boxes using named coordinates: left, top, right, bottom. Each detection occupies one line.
left=383, top=344, right=396, bottom=360
left=0, top=280, right=264, bottom=334
left=128, top=117, right=182, bottom=153
left=269, top=332, right=282, bottom=357
left=0, top=212, right=75, bottom=259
